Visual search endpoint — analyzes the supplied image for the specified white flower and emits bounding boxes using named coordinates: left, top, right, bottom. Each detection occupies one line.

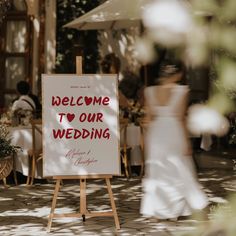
left=187, top=104, right=230, bottom=137
left=134, top=37, right=156, bottom=64
left=142, top=0, right=193, bottom=46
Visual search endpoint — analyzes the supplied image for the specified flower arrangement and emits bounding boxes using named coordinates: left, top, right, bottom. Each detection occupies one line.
left=120, top=100, right=145, bottom=125
left=0, top=109, right=11, bottom=125
left=127, top=101, right=145, bottom=125
left=13, top=109, right=33, bottom=126
left=118, top=69, right=145, bottom=124
left=0, top=124, right=20, bottom=158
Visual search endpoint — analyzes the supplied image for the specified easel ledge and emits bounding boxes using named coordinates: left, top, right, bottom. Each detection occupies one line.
left=47, top=57, right=120, bottom=232
left=52, top=174, right=112, bottom=179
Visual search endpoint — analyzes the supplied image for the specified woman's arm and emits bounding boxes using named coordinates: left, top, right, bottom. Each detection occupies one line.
left=180, top=87, right=192, bottom=156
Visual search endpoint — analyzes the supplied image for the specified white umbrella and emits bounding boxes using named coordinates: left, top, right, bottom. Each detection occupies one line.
left=64, top=0, right=148, bottom=30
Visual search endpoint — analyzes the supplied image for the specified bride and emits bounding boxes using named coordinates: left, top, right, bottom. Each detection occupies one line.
left=140, top=62, right=208, bottom=220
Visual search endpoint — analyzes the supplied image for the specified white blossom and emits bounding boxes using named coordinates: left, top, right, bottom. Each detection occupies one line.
left=187, top=104, right=230, bottom=137
left=134, top=37, right=156, bottom=64
left=142, top=0, right=193, bottom=46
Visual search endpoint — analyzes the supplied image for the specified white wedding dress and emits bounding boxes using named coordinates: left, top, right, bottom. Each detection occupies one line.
left=141, top=85, right=208, bottom=219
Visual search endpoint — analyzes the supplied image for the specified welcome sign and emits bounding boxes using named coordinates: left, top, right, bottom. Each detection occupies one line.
left=42, top=74, right=120, bottom=177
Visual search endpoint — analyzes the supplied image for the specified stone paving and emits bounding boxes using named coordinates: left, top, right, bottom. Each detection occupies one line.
left=0, top=160, right=236, bottom=235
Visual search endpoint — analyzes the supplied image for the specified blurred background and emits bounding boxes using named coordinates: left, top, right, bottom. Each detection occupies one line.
left=1, top=0, right=236, bottom=148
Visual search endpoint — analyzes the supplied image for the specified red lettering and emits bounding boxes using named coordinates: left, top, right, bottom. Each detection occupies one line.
left=69, top=96, right=76, bottom=106
left=87, top=113, right=96, bottom=122
left=82, top=129, right=90, bottom=139
left=65, top=128, right=73, bottom=139
left=53, top=129, right=65, bottom=139
left=52, top=128, right=110, bottom=140
left=78, top=113, right=104, bottom=123
left=102, top=96, right=110, bottom=105
left=74, top=129, right=81, bottom=139
left=96, top=113, right=103, bottom=122
left=93, top=129, right=102, bottom=139
left=103, top=128, right=110, bottom=139
left=85, top=96, right=92, bottom=105
left=93, top=96, right=102, bottom=105
left=77, top=96, right=83, bottom=106
left=79, top=113, right=86, bottom=122
left=58, top=113, right=66, bottom=123
left=52, top=96, right=61, bottom=106
left=51, top=96, right=110, bottom=107
left=62, top=97, right=69, bottom=105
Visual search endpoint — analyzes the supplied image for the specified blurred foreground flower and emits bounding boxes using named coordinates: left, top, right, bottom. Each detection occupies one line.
left=191, top=194, right=236, bottom=236
left=142, top=0, right=193, bottom=47
left=137, top=0, right=236, bottom=139
left=187, top=104, right=230, bottom=137
left=134, top=37, right=156, bottom=64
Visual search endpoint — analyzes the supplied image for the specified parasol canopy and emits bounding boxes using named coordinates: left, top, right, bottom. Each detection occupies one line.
left=64, top=0, right=148, bottom=30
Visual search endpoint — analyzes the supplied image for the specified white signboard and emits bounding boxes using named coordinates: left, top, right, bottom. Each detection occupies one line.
left=42, top=74, right=120, bottom=177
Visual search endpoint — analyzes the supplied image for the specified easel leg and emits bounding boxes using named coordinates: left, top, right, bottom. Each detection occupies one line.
left=29, top=156, right=36, bottom=186
left=80, top=179, right=87, bottom=221
left=139, top=148, right=145, bottom=178
left=105, top=178, right=120, bottom=230
left=123, top=152, right=130, bottom=178
left=3, top=178, right=9, bottom=188
left=13, top=169, right=18, bottom=185
left=47, top=179, right=61, bottom=232
left=26, top=154, right=32, bottom=185
left=12, top=154, right=18, bottom=185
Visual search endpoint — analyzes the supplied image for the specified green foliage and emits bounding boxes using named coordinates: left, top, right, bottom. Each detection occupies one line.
left=190, top=194, right=236, bottom=236
left=192, top=0, right=236, bottom=114
left=55, top=0, right=101, bottom=73
left=228, top=113, right=236, bottom=145
left=0, top=124, right=20, bottom=158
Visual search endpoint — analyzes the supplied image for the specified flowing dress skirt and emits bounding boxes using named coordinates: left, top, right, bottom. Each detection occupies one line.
left=140, top=117, right=208, bottom=219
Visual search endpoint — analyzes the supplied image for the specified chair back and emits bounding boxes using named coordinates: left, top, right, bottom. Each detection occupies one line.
left=119, top=118, right=129, bottom=148
left=137, top=118, right=149, bottom=177
left=12, top=109, right=34, bottom=126
left=119, top=118, right=130, bottom=177
left=27, top=119, right=42, bottom=185
left=137, top=118, right=149, bottom=151
left=31, top=119, right=42, bottom=157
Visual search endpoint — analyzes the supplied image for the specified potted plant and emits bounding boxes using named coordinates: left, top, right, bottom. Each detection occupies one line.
left=0, top=124, right=20, bottom=180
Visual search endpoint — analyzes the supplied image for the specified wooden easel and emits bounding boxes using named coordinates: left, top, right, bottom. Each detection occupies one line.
left=47, top=56, right=120, bottom=232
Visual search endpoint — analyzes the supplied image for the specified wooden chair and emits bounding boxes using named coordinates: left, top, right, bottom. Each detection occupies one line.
left=0, top=156, right=14, bottom=188
left=137, top=118, right=149, bottom=177
left=26, top=119, right=42, bottom=185
left=119, top=118, right=131, bottom=178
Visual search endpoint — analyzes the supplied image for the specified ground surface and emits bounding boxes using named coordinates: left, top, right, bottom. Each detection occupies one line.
left=1, top=162, right=236, bottom=236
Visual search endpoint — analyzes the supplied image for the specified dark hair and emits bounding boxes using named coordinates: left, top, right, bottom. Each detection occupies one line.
left=119, top=70, right=142, bottom=100
left=16, top=81, right=30, bottom=95
left=153, top=60, right=187, bottom=85
left=101, top=53, right=121, bottom=73
left=159, top=61, right=185, bottom=78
